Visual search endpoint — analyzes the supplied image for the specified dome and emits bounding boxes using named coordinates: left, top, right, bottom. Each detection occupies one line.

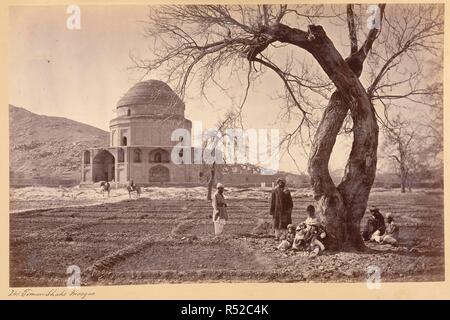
left=116, top=80, right=184, bottom=116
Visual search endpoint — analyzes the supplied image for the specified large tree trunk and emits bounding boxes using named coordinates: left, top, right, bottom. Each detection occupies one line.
left=308, top=89, right=378, bottom=251
left=300, top=26, right=379, bottom=251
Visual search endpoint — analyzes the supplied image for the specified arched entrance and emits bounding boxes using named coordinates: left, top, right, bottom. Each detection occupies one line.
left=149, top=165, right=170, bottom=183
left=92, top=150, right=115, bottom=182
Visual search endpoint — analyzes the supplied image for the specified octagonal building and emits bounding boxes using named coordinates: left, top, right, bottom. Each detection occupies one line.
left=80, top=80, right=204, bottom=185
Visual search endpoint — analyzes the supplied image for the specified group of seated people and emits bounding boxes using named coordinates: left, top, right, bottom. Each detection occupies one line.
left=277, top=205, right=327, bottom=258
left=362, top=207, right=400, bottom=246
left=277, top=205, right=400, bottom=256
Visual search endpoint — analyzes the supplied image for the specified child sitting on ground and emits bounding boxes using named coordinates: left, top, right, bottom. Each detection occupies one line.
left=277, top=224, right=296, bottom=251
left=303, top=205, right=327, bottom=257
left=292, top=223, right=308, bottom=251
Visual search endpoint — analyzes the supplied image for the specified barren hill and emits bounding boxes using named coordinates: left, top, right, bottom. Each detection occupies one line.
left=9, top=105, right=109, bottom=185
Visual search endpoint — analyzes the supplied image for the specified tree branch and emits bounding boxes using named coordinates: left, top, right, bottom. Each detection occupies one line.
left=346, top=4, right=358, bottom=55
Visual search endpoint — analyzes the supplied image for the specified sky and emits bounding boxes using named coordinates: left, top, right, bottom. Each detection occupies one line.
left=8, top=4, right=442, bottom=175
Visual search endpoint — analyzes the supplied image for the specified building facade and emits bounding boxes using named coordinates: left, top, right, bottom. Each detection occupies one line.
left=81, top=80, right=204, bottom=186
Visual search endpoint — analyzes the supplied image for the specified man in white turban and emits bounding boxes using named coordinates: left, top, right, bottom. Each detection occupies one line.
left=212, top=182, right=228, bottom=235
left=377, top=212, right=399, bottom=246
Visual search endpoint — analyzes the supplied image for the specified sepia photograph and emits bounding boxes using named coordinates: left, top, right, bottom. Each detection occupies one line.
left=7, top=2, right=445, bottom=289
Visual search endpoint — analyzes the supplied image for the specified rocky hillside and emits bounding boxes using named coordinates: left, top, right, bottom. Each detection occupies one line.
left=9, top=105, right=109, bottom=185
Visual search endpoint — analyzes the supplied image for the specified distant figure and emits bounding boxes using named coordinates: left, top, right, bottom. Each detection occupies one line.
left=100, top=181, right=111, bottom=198
left=363, top=207, right=386, bottom=242
left=129, top=180, right=136, bottom=191
left=270, top=177, right=293, bottom=240
left=127, top=180, right=141, bottom=199
left=212, top=183, right=228, bottom=235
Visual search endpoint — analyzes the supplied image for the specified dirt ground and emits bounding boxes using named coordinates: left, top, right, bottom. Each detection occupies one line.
left=10, top=188, right=444, bottom=286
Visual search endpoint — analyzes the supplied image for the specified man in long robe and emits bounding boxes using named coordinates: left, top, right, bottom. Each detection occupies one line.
left=270, top=177, right=293, bottom=240
left=212, top=182, right=228, bottom=235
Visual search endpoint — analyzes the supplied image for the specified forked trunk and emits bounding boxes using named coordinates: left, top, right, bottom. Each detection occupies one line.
left=302, top=25, right=379, bottom=251
left=308, top=90, right=378, bottom=250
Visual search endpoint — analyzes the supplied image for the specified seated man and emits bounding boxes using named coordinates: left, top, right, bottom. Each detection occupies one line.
left=363, top=207, right=386, bottom=242
left=305, top=225, right=326, bottom=257
left=378, top=213, right=399, bottom=246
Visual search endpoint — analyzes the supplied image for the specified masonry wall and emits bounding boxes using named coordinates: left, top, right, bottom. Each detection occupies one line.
left=110, top=117, right=192, bottom=147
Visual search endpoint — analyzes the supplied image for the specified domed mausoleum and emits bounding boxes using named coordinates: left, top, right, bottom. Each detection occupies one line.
left=80, top=80, right=203, bottom=185
left=80, top=80, right=293, bottom=187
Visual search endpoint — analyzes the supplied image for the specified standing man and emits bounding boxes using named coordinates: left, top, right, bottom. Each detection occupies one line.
left=270, top=177, right=293, bottom=240
left=212, top=182, right=228, bottom=235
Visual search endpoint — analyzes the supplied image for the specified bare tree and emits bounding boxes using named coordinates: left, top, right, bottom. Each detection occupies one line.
left=377, top=37, right=444, bottom=192
left=421, top=102, right=444, bottom=188
left=133, top=4, right=443, bottom=250
left=381, top=116, right=417, bottom=193
left=201, top=110, right=240, bottom=200
left=416, top=59, right=444, bottom=186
